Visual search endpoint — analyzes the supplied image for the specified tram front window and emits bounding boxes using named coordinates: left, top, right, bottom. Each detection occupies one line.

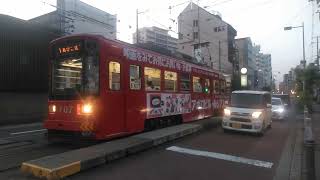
left=51, top=41, right=99, bottom=99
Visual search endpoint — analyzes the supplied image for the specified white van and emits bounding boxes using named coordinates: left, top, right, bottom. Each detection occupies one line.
left=222, top=90, right=272, bottom=135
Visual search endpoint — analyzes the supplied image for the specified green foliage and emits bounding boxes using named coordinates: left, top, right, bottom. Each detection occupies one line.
left=294, top=64, right=320, bottom=111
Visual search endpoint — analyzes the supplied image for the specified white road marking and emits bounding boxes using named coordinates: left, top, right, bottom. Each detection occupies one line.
left=166, top=146, right=273, bottom=168
left=10, top=129, right=47, bottom=135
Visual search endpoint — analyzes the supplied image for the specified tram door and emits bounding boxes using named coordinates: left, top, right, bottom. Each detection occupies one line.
left=105, top=60, right=126, bottom=134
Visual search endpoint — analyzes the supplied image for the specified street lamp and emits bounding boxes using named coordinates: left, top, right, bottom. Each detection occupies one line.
left=284, top=22, right=306, bottom=95
left=284, top=22, right=306, bottom=68
left=240, top=68, right=248, bottom=89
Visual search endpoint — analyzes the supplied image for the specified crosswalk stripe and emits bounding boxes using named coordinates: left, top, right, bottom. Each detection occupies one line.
left=166, top=146, right=273, bottom=168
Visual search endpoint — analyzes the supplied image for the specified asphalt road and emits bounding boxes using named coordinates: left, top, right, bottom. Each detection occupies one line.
left=0, top=110, right=295, bottom=180
left=67, top=119, right=291, bottom=180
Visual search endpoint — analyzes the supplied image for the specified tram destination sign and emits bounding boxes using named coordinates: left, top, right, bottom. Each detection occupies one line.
left=54, top=41, right=83, bottom=58
left=57, top=44, right=81, bottom=55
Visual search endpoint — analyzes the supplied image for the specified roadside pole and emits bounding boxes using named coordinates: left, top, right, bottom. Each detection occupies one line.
left=303, top=106, right=315, bottom=180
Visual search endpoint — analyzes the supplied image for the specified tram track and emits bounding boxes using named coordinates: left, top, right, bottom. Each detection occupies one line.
left=0, top=130, right=92, bottom=172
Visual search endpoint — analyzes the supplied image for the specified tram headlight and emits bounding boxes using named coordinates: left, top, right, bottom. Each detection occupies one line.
left=82, top=104, right=93, bottom=114
left=224, top=109, right=231, bottom=116
left=77, top=104, right=93, bottom=115
left=49, top=105, right=56, bottom=113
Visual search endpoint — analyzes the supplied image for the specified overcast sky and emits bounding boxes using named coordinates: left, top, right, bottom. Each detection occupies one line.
left=0, top=0, right=319, bottom=84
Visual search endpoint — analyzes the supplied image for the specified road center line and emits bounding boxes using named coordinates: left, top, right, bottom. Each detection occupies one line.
left=10, top=129, right=47, bottom=136
left=166, top=146, right=273, bottom=168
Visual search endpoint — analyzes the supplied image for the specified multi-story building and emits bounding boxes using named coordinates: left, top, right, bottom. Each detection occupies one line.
left=133, top=26, right=178, bottom=52
left=29, top=0, right=117, bottom=39
left=235, top=37, right=255, bottom=89
left=283, top=74, right=289, bottom=94
left=255, top=53, right=272, bottom=90
left=261, top=54, right=272, bottom=88
left=255, top=52, right=264, bottom=90
left=177, top=2, right=237, bottom=76
left=252, top=45, right=261, bottom=89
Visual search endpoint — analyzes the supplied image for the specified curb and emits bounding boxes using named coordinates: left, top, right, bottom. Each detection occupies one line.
left=20, top=120, right=218, bottom=180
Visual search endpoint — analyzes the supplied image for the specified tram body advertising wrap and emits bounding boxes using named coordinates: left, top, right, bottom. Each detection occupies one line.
left=45, top=34, right=228, bottom=141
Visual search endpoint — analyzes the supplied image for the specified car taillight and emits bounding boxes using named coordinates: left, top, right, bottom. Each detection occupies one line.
left=77, top=104, right=93, bottom=115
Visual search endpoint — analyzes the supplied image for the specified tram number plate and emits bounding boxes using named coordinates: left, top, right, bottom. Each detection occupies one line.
left=232, top=123, right=241, bottom=129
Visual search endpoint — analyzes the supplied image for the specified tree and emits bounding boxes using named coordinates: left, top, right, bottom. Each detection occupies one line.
left=294, top=64, right=320, bottom=111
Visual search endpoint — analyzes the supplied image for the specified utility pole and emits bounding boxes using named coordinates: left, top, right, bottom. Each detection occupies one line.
left=302, top=22, right=306, bottom=68
left=136, top=9, right=139, bottom=44
left=197, top=0, right=200, bottom=46
left=317, top=36, right=319, bottom=70
left=219, top=40, right=221, bottom=72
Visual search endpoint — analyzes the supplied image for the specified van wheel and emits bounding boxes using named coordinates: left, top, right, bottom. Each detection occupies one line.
left=257, top=121, right=266, bottom=136
left=268, top=122, right=272, bottom=129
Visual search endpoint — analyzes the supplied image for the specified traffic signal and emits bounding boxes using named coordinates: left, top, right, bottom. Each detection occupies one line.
left=204, top=87, right=209, bottom=93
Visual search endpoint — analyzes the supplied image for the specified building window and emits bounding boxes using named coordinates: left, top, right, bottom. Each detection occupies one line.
left=144, top=67, right=161, bottom=91
left=193, top=20, right=198, bottom=27
left=129, top=65, right=141, bottom=90
left=214, top=26, right=225, bottom=32
left=193, top=76, right=202, bottom=92
left=109, top=61, right=121, bottom=90
left=180, top=73, right=190, bottom=91
left=193, top=32, right=199, bottom=39
left=164, top=71, right=177, bottom=91
left=178, top=33, right=183, bottom=40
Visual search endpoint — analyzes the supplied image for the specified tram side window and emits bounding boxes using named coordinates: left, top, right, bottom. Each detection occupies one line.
left=164, top=71, right=177, bottom=91
left=180, top=73, right=191, bottom=91
left=213, top=80, right=220, bottom=94
left=109, top=61, right=121, bottom=90
left=144, top=67, right=161, bottom=91
left=193, top=76, right=202, bottom=92
left=129, top=65, right=141, bottom=90
left=221, top=81, right=225, bottom=94
left=204, top=79, right=210, bottom=93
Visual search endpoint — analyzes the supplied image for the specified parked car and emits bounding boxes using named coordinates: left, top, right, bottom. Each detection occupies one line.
left=271, top=97, right=286, bottom=120
left=222, top=90, right=272, bottom=136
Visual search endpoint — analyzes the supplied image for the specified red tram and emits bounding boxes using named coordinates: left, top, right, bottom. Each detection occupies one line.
left=45, top=34, right=229, bottom=140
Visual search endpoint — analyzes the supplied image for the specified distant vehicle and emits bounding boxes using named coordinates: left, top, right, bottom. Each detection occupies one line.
left=44, top=34, right=229, bottom=141
left=271, top=97, right=286, bottom=120
left=272, top=94, right=291, bottom=107
left=222, top=90, right=272, bottom=136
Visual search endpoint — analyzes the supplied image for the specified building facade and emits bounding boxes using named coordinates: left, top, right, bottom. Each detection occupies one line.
left=133, top=26, right=178, bottom=52
left=177, top=2, right=237, bottom=76
left=235, top=37, right=255, bottom=89
left=30, top=0, right=117, bottom=39
left=255, top=53, right=272, bottom=90
left=0, top=15, right=60, bottom=91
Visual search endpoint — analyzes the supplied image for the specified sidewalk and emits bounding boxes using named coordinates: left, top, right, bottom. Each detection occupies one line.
left=312, top=104, right=320, bottom=180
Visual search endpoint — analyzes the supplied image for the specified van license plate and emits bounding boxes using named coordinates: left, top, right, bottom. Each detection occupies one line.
left=232, top=123, right=241, bottom=129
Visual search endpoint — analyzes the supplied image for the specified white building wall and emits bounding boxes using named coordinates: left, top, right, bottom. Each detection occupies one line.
left=177, top=3, right=236, bottom=74
left=133, top=26, right=178, bottom=52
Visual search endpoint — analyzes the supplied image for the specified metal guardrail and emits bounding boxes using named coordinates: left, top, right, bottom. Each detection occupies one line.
left=303, top=105, right=315, bottom=180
